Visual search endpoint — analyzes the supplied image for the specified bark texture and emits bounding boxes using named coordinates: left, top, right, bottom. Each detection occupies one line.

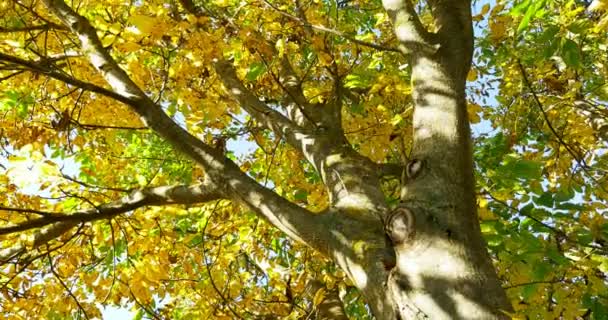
left=376, top=0, right=512, bottom=318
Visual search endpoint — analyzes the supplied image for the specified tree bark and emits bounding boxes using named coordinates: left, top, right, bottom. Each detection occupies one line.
left=348, top=0, right=513, bottom=318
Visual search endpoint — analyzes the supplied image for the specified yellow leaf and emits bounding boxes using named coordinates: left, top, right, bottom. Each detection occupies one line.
left=276, top=38, right=285, bottom=58
left=478, top=207, right=495, bottom=220
left=595, top=14, right=608, bottom=32
left=489, top=16, right=510, bottom=42
left=312, top=288, right=326, bottom=306
left=318, top=52, right=333, bottom=66
left=116, top=42, right=141, bottom=53
left=467, top=103, right=482, bottom=123
left=312, top=36, right=325, bottom=51
left=478, top=197, right=488, bottom=208
left=467, top=68, right=478, bottom=82
left=390, top=114, right=403, bottom=126
left=129, top=15, right=156, bottom=34
left=374, top=12, right=388, bottom=27
left=214, top=0, right=231, bottom=7
left=481, top=4, right=491, bottom=15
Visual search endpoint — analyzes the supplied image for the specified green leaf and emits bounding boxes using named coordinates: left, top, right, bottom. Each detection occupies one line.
left=246, top=62, right=267, bottom=81
left=567, top=20, right=590, bottom=34
left=507, top=159, right=543, bottom=179
left=344, top=74, right=371, bottom=89
left=134, top=309, right=144, bottom=320
left=294, top=190, right=308, bottom=201
left=554, top=187, right=575, bottom=202
left=521, top=232, right=543, bottom=251
left=532, top=260, right=551, bottom=280
left=555, top=202, right=584, bottom=211
left=582, top=293, right=608, bottom=319
left=480, top=221, right=498, bottom=234
left=513, top=0, right=546, bottom=33
left=167, top=101, right=177, bottom=116
left=520, top=217, right=535, bottom=229
left=485, top=234, right=503, bottom=247
left=535, top=192, right=554, bottom=208
left=546, top=248, right=570, bottom=265
left=349, top=102, right=365, bottom=114
left=594, top=83, right=608, bottom=100
left=521, top=283, right=537, bottom=300
left=510, top=0, right=532, bottom=16
left=0, top=90, right=33, bottom=118
left=575, top=230, right=594, bottom=245
left=561, top=39, right=581, bottom=68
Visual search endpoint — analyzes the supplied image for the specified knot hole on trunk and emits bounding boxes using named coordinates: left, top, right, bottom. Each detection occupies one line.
left=385, top=206, right=415, bottom=246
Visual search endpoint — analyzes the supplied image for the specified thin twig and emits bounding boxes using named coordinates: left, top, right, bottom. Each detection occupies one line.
left=47, top=251, right=91, bottom=320
left=262, top=0, right=400, bottom=53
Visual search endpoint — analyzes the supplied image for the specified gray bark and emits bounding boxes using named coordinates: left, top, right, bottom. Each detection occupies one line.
left=377, top=0, right=512, bottom=318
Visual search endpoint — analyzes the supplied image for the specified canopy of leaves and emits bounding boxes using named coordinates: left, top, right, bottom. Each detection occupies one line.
left=0, top=0, right=606, bottom=319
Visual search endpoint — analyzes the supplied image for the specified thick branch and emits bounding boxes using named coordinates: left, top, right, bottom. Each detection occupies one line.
left=0, top=52, right=134, bottom=105
left=382, top=0, right=437, bottom=54
left=214, top=60, right=311, bottom=149
left=0, top=182, right=223, bottom=263
left=42, top=0, right=154, bottom=101
left=0, top=221, right=74, bottom=264
left=39, top=0, right=330, bottom=253
left=427, top=0, right=474, bottom=73
left=0, top=23, right=67, bottom=33
left=214, top=60, right=386, bottom=215
left=0, top=182, right=224, bottom=236
left=178, top=0, right=321, bottom=128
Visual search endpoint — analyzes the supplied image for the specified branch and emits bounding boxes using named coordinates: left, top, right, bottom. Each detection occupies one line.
left=276, top=56, right=318, bottom=126
left=39, top=0, right=331, bottom=254
left=0, top=182, right=224, bottom=264
left=308, top=280, right=349, bottom=320
left=74, top=122, right=148, bottom=131
left=48, top=253, right=91, bottom=320
left=504, top=280, right=562, bottom=290
left=0, top=181, right=224, bottom=236
left=0, top=23, right=67, bottom=33
left=0, top=221, right=75, bottom=264
left=61, top=173, right=131, bottom=193
left=41, top=0, right=156, bottom=101
left=214, top=60, right=313, bottom=149
left=425, top=0, right=474, bottom=72
left=377, top=163, right=406, bottom=178
left=262, top=0, right=400, bottom=53
left=0, top=52, right=134, bottom=105
left=177, top=0, right=320, bottom=128
left=382, top=0, right=437, bottom=54
left=517, top=61, right=587, bottom=166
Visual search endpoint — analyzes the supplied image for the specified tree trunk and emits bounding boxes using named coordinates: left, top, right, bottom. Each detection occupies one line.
left=324, top=0, right=513, bottom=319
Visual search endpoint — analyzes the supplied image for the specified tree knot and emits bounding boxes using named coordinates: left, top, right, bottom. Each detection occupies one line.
left=385, top=206, right=415, bottom=246
left=405, top=158, right=425, bottom=180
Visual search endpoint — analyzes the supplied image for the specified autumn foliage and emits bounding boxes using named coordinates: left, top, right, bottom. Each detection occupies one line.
left=0, top=0, right=607, bottom=319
